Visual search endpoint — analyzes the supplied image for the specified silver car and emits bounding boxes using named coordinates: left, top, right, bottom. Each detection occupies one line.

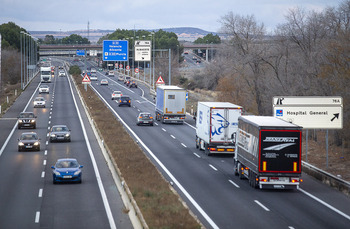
left=33, top=97, right=46, bottom=108
left=49, top=125, right=71, bottom=142
left=39, top=85, right=49, bottom=94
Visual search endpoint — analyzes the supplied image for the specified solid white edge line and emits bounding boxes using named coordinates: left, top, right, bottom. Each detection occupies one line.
left=0, top=82, right=40, bottom=157
left=35, top=211, right=40, bottom=223
left=67, top=74, right=117, bottom=229
left=228, top=180, right=240, bottom=188
left=299, top=188, right=350, bottom=221
left=254, top=200, right=270, bottom=211
left=89, top=85, right=220, bottom=229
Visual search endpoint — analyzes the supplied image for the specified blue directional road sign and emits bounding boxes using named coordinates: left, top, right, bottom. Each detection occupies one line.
left=76, top=49, right=85, bottom=56
left=103, top=40, right=128, bottom=61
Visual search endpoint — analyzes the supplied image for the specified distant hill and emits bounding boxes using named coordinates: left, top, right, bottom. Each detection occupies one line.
left=29, top=27, right=218, bottom=43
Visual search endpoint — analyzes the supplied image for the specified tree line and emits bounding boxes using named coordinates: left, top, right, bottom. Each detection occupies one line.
left=183, top=0, right=350, bottom=146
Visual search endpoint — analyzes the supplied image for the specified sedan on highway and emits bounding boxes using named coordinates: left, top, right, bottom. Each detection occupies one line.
left=137, top=112, right=154, bottom=126
left=18, top=132, right=40, bottom=151
left=49, top=125, right=71, bottom=142
left=90, top=74, right=98, bottom=81
left=111, top=91, right=122, bottom=100
left=118, top=95, right=131, bottom=107
left=39, top=84, right=49, bottom=94
left=58, top=70, right=65, bottom=77
left=33, top=97, right=46, bottom=108
left=100, top=79, right=108, bottom=86
left=51, top=158, right=83, bottom=184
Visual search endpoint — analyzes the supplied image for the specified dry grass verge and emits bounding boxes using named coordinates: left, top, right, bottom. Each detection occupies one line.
left=72, top=74, right=201, bottom=229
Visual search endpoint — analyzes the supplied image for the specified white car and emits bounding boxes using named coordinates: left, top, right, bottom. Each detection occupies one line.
left=118, top=75, right=124, bottom=81
left=90, top=74, right=98, bottom=81
left=108, top=71, right=114, bottom=77
left=100, top=79, right=108, bottom=85
left=59, top=71, right=65, bottom=77
left=33, top=97, right=46, bottom=108
left=111, top=91, right=122, bottom=100
left=39, top=85, right=49, bottom=94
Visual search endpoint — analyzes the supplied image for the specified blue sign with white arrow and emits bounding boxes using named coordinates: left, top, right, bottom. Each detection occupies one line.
left=76, top=49, right=85, bottom=56
left=103, top=40, right=128, bottom=61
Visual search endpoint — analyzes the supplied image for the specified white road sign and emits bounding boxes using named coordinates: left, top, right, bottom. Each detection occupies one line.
left=273, top=96, right=343, bottom=129
left=135, top=40, right=151, bottom=61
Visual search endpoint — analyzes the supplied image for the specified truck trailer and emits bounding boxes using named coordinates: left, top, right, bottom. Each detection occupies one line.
left=155, top=85, right=186, bottom=124
left=234, top=116, right=302, bottom=189
left=195, top=102, right=243, bottom=155
left=40, top=66, right=52, bottom=83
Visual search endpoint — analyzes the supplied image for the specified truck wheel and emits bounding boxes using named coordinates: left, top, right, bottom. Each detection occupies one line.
left=204, top=144, right=211, bottom=156
left=195, top=137, right=199, bottom=149
left=238, top=163, right=244, bottom=179
left=233, top=161, right=239, bottom=176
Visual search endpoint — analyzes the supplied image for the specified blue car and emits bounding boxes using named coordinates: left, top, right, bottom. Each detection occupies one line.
left=51, top=158, right=83, bottom=184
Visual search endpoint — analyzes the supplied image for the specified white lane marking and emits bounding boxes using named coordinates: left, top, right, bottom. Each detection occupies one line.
left=43, top=160, right=46, bottom=165
left=47, top=126, right=50, bottom=130
left=41, top=171, right=45, bottom=178
left=50, top=108, right=52, bottom=111
left=162, top=128, right=166, bottom=132
left=35, top=211, right=40, bottom=223
left=38, top=189, right=43, bottom=197
left=0, top=82, right=40, bottom=157
left=154, top=122, right=158, bottom=126
left=209, top=164, right=218, bottom=171
left=184, top=121, right=196, bottom=130
left=50, top=111, right=52, bottom=115
left=46, top=133, right=49, bottom=137
left=137, top=109, right=140, bottom=112
left=46, top=141, right=48, bottom=145
left=90, top=85, right=219, bottom=229
left=299, top=188, right=350, bottom=221
left=228, top=179, right=240, bottom=188
left=44, top=150, right=47, bottom=156
left=181, top=143, right=187, bottom=148
left=170, top=135, right=175, bottom=139
left=49, top=116, right=51, bottom=119
left=255, top=200, right=270, bottom=211
left=193, top=152, right=201, bottom=158
left=68, top=74, right=117, bottom=229
left=48, top=121, right=51, bottom=125
left=289, top=227, right=295, bottom=229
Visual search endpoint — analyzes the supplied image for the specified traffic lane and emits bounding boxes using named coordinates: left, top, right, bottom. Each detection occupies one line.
left=0, top=96, right=51, bottom=228
left=134, top=123, right=295, bottom=229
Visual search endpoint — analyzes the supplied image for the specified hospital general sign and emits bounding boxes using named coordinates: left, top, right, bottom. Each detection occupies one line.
left=273, top=96, right=343, bottom=129
left=103, top=40, right=128, bottom=61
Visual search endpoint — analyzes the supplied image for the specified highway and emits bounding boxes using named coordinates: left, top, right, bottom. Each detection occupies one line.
left=82, top=58, right=350, bottom=229
left=0, top=57, right=349, bottom=229
left=0, top=61, right=132, bottom=229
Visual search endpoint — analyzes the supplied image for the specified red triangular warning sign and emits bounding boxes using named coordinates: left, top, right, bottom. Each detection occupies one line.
left=82, top=73, right=91, bottom=83
left=156, top=76, right=165, bottom=84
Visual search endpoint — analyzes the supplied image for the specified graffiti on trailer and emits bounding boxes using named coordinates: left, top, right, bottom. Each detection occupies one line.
left=211, top=112, right=229, bottom=136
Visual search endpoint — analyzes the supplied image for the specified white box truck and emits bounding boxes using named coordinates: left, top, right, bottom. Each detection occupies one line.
left=155, top=85, right=186, bottom=124
left=196, top=102, right=243, bottom=155
left=40, top=66, right=52, bottom=83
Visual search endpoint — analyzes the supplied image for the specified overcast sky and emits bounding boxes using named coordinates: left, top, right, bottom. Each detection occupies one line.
left=0, top=0, right=342, bottom=32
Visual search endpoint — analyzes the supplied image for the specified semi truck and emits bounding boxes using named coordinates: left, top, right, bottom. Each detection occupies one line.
left=195, top=102, right=243, bottom=155
left=155, top=85, right=186, bottom=124
left=234, top=116, right=302, bottom=189
left=40, top=66, right=52, bottom=83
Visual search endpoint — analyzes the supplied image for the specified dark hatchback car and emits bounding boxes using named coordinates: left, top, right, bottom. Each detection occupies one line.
left=18, top=112, right=37, bottom=129
left=49, top=125, right=71, bottom=142
left=18, top=132, right=40, bottom=151
left=137, top=112, right=154, bottom=126
left=51, top=158, right=83, bottom=184
left=129, top=80, right=138, bottom=88
left=118, top=96, right=131, bottom=107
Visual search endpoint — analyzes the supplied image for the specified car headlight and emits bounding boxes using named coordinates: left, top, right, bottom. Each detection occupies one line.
left=34, top=142, right=39, bottom=146
left=18, top=142, right=24, bottom=146
left=50, top=134, right=56, bottom=137
left=18, top=120, right=23, bottom=123
left=54, top=171, right=60, bottom=176
left=74, top=170, right=81, bottom=175
left=65, top=133, right=70, bottom=137
left=31, top=120, right=35, bottom=123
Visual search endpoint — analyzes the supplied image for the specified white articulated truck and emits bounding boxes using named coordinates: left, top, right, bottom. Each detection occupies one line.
left=195, top=102, right=243, bottom=155
left=234, top=116, right=302, bottom=189
left=40, top=66, right=52, bottom=83
left=155, top=85, right=186, bottom=124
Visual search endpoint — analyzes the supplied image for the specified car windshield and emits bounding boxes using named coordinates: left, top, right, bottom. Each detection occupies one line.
left=121, top=96, right=130, bottom=100
left=20, top=134, right=37, bottom=140
left=56, top=160, right=79, bottom=168
left=19, top=113, right=34, bottom=118
left=35, top=98, right=45, bottom=101
left=140, top=113, right=151, bottom=118
left=52, top=126, right=68, bottom=132
left=40, top=85, right=48, bottom=88
left=113, top=91, right=121, bottom=94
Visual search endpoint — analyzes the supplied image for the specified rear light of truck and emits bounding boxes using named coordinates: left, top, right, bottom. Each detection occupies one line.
left=227, top=149, right=234, bottom=152
left=209, top=148, right=216, bottom=151
left=291, top=178, right=300, bottom=183
left=260, top=177, right=267, bottom=182
left=217, top=148, right=224, bottom=152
